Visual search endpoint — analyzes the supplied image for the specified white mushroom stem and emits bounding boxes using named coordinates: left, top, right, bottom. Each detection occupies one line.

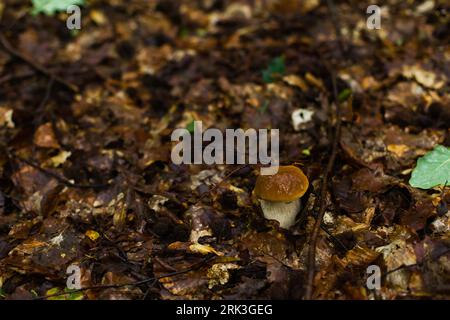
left=259, top=199, right=301, bottom=229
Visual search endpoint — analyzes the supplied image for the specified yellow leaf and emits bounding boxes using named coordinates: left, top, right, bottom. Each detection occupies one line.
left=46, top=288, right=65, bottom=300
left=305, top=72, right=325, bottom=90
left=90, top=9, right=107, bottom=25
left=387, top=144, right=409, bottom=158
left=85, top=230, right=100, bottom=241
left=48, top=151, right=71, bottom=167
left=283, top=74, right=308, bottom=91
left=167, top=241, right=189, bottom=251
left=0, top=107, right=14, bottom=128
left=189, top=243, right=223, bottom=256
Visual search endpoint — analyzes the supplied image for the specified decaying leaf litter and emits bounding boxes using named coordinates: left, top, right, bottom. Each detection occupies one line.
left=0, top=0, right=449, bottom=300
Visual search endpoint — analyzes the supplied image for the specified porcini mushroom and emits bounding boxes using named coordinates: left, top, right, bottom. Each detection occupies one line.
left=254, top=165, right=309, bottom=229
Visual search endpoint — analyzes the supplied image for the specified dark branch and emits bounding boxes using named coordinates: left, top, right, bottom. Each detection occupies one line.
left=305, top=71, right=342, bottom=300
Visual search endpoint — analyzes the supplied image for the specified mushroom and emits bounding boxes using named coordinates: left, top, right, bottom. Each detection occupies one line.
left=254, top=165, right=309, bottom=229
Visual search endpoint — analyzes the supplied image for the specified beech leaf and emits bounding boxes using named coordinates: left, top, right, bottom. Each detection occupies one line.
left=31, top=0, right=85, bottom=16
left=409, top=145, right=450, bottom=189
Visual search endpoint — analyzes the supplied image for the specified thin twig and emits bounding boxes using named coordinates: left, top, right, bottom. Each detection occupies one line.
left=305, top=71, right=342, bottom=300
left=320, top=223, right=349, bottom=252
left=325, top=0, right=347, bottom=59
left=7, top=149, right=110, bottom=190
left=382, top=248, right=450, bottom=280
left=0, top=32, right=78, bottom=92
left=32, top=256, right=216, bottom=300
left=32, top=78, right=54, bottom=156
left=34, top=78, right=54, bottom=126
left=197, top=164, right=250, bottom=203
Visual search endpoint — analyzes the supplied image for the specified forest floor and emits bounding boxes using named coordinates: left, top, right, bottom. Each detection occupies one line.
left=0, top=0, right=449, bottom=300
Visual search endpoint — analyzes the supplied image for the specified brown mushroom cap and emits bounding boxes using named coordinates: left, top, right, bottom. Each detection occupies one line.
left=254, top=165, right=309, bottom=202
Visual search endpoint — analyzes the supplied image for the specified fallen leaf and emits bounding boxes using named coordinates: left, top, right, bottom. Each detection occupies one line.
left=85, top=230, right=100, bottom=241
left=34, top=123, right=60, bottom=149
left=409, top=145, right=450, bottom=189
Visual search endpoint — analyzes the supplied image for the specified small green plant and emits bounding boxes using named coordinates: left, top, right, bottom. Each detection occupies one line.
left=179, top=27, right=190, bottom=38
left=70, top=29, right=80, bottom=37
left=31, top=0, right=85, bottom=16
left=259, top=100, right=269, bottom=113
left=409, top=145, right=450, bottom=189
left=338, top=88, right=352, bottom=102
left=302, top=148, right=311, bottom=156
left=262, top=56, right=285, bottom=83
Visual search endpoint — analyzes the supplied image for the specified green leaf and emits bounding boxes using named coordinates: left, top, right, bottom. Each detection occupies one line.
left=409, top=145, right=450, bottom=189
left=302, top=148, right=311, bottom=156
left=196, top=28, right=207, bottom=37
left=259, top=100, right=269, bottom=114
left=31, top=0, right=85, bottom=16
left=186, top=120, right=196, bottom=134
left=46, top=288, right=84, bottom=300
left=262, top=56, right=285, bottom=83
left=0, top=287, right=5, bottom=299
left=64, top=288, right=84, bottom=300
left=46, top=287, right=64, bottom=300
left=338, top=88, right=352, bottom=102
